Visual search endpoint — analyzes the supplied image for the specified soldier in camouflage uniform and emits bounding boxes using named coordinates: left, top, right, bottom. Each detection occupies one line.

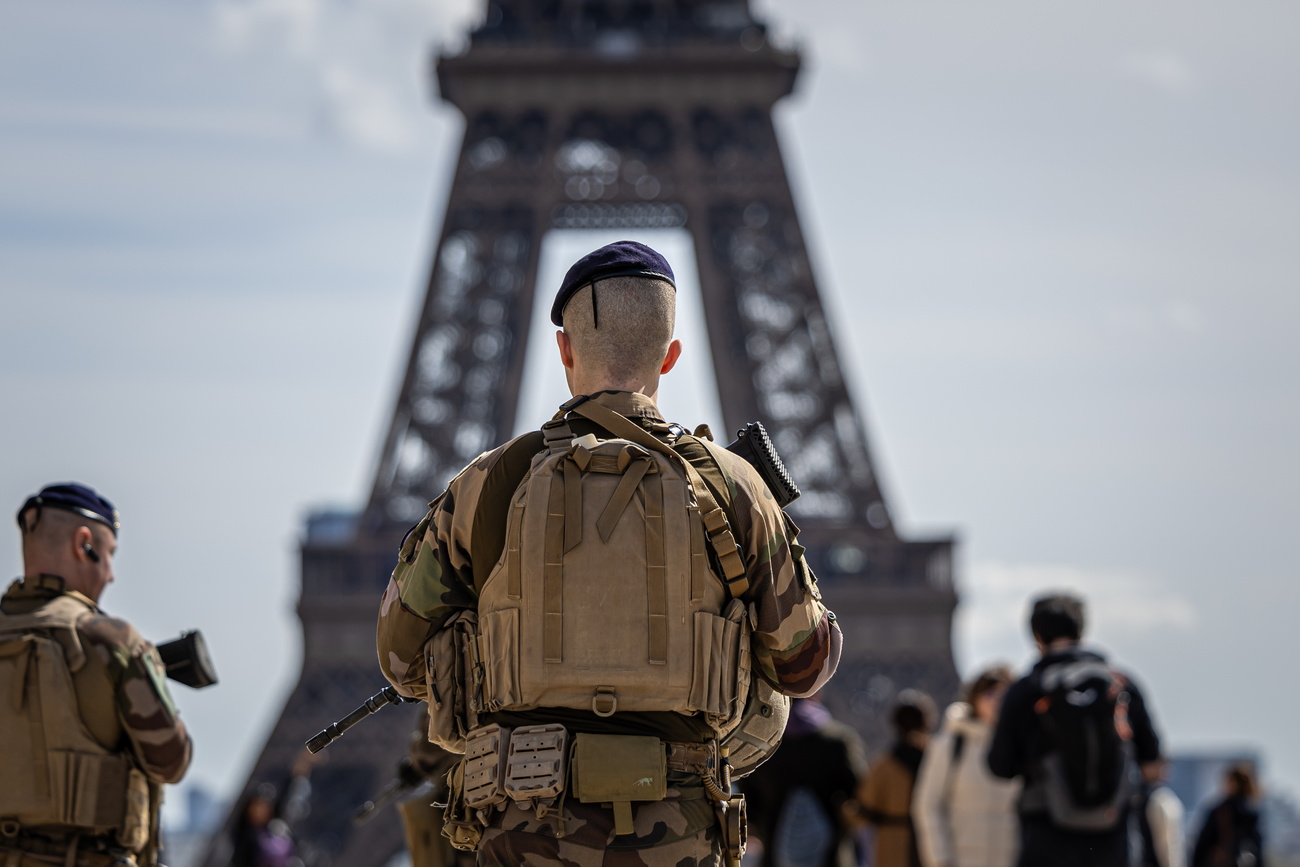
left=376, top=241, right=842, bottom=866
left=0, top=484, right=192, bottom=867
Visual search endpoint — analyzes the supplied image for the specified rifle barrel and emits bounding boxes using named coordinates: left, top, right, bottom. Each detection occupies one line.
left=306, top=686, right=407, bottom=754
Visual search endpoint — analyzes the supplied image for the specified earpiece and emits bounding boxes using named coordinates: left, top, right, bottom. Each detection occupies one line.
left=82, top=544, right=100, bottom=563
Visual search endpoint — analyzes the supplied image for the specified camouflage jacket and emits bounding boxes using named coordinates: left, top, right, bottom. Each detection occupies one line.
left=377, top=390, right=842, bottom=742
left=0, top=575, right=193, bottom=783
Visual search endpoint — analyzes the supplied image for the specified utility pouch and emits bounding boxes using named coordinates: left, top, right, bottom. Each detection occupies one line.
left=717, top=794, right=747, bottom=867
left=441, top=760, right=483, bottom=852
left=115, top=768, right=151, bottom=851
left=425, top=611, right=479, bottom=753
left=504, top=724, right=568, bottom=804
left=462, top=724, right=509, bottom=810
left=570, top=733, right=666, bottom=836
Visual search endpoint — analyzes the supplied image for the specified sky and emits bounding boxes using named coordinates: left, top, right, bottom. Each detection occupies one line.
left=2, top=0, right=1298, bottom=822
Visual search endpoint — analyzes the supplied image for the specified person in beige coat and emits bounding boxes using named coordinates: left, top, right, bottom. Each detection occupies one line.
left=912, top=667, right=1021, bottom=867
left=857, top=690, right=936, bottom=867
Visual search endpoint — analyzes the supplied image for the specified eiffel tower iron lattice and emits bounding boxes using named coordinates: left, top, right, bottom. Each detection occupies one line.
left=205, top=4, right=959, bottom=867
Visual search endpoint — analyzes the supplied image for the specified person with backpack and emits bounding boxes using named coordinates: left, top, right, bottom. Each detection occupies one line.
left=375, top=240, right=842, bottom=866
left=987, top=593, right=1164, bottom=867
left=912, top=665, right=1020, bottom=867
left=1191, top=763, right=1266, bottom=867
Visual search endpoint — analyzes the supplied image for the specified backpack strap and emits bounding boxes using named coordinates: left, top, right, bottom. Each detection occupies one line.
left=560, top=397, right=750, bottom=598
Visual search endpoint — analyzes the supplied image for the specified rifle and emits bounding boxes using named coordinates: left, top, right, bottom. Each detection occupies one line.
left=306, top=685, right=417, bottom=754
left=155, top=630, right=219, bottom=688
left=725, top=421, right=800, bottom=508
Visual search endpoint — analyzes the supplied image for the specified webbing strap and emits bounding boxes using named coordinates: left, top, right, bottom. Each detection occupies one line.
left=562, top=459, right=583, bottom=553
left=688, top=508, right=708, bottom=603
left=566, top=400, right=750, bottom=597
left=645, top=471, right=667, bottom=664
left=543, top=464, right=566, bottom=663
left=25, top=643, right=50, bottom=801
left=507, top=499, right=523, bottom=599
left=596, top=458, right=650, bottom=543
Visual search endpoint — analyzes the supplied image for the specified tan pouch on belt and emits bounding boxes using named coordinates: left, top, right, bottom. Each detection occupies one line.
left=570, top=734, right=666, bottom=836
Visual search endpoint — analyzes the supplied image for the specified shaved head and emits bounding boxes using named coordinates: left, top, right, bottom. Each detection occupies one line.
left=19, top=506, right=117, bottom=601
left=20, top=507, right=110, bottom=556
left=561, top=276, right=676, bottom=386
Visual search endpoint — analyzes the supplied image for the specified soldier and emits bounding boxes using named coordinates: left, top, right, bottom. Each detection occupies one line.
left=0, top=483, right=192, bottom=867
left=377, top=240, right=842, bottom=866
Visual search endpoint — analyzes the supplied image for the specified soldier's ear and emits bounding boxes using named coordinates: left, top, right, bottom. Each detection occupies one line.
left=659, top=339, right=682, bottom=375
left=557, top=330, right=576, bottom=370
left=72, top=525, right=94, bottom=557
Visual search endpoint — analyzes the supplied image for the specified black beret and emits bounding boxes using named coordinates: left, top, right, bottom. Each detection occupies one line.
left=17, top=482, right=120, bottom=536
left=550, top=240, right=676, bottom=326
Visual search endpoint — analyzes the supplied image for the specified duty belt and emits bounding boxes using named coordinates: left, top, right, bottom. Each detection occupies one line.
left=0, top=824, right=135, bottom=867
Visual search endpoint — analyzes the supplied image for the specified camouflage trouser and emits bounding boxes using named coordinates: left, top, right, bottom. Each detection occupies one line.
left=476, top=797, right=721, bottom=867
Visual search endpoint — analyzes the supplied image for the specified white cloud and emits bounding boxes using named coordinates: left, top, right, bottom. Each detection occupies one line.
left=319, top=64, right=414, bottom=151
left=210, top=0, right=478, bottom=153
left=955, top=560, right=1199, bottom=671
left=215, top=0, right=321, bottom=56
left=1121, top=51, right=1195, bottom=93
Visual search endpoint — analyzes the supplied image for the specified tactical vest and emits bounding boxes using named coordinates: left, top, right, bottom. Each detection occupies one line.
left=472, top=400, right=751, bottom=736
left=0, top=592, right=151, bottom=850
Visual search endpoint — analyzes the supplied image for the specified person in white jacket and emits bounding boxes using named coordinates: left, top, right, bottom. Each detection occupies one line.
left=912, top=666, right=1021, bottom=867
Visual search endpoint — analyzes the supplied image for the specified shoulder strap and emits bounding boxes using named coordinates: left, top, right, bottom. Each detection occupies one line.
left=561, top=397, right=750, bottom=597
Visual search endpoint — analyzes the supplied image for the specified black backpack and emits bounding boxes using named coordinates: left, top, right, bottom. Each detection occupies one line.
left=1032, top=656, right=1135, bottom=831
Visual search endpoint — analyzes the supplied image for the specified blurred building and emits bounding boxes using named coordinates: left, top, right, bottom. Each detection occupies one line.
left=163, top=784, right=227, bottom=867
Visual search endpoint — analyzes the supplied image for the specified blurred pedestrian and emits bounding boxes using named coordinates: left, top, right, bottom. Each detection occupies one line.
left=743, top=694, right=868, bottom=867
left=1191, top=763, right=1265, bottom=867
left=231, top=749, right=316, bottom=867
left=1133, top=759, right=1185, bottom=867
left=857, top=690, right=937, bottom=867
left=912, top=666, right=1020, bottom=867
left=988, top=593, right=1164, bottom=867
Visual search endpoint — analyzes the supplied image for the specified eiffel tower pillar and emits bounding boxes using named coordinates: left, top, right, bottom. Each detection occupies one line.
left=207, top=4, right=958, bottom=866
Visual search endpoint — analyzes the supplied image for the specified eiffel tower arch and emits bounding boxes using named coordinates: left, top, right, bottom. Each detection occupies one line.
left=205, top=4, right=958, bottom=866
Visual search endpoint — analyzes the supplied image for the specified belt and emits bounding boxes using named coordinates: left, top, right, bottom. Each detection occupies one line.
left=0, top=829, right=134, bottom=867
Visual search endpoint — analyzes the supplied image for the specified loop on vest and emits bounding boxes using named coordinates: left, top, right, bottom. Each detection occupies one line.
left=592, top=687, right=618, bottom=717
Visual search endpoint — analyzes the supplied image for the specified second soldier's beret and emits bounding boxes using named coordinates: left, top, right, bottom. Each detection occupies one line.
left=550, top=240, right=676, bottom=326
left=17, top=482, right=121, bottom=536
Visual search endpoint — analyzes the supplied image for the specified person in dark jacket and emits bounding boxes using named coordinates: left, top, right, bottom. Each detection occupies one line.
left=987, top=593, right=1164, bottom=867
left=1192, top=763, right=1266, bottom=867
left=743, top=695, right=869, bottom=867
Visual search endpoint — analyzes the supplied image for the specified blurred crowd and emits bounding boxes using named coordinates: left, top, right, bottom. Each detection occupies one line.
left=738, top=592, right=1268, bottom=867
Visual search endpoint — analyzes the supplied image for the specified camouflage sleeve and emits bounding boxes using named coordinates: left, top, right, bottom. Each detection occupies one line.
left=712, top=448, right=843, bottom=697
left=376, top=445, right=505, bottom=699
left=78, top=614, right=192, bottom=784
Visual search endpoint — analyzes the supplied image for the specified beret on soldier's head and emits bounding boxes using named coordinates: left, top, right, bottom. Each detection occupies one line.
left=550, top=240, right=676, bottom=326
left=17, top=482, right=121, bottom=536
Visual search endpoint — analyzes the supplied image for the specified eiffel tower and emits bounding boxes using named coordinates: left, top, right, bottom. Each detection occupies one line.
left=205, top=4, right=958, bottom=866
